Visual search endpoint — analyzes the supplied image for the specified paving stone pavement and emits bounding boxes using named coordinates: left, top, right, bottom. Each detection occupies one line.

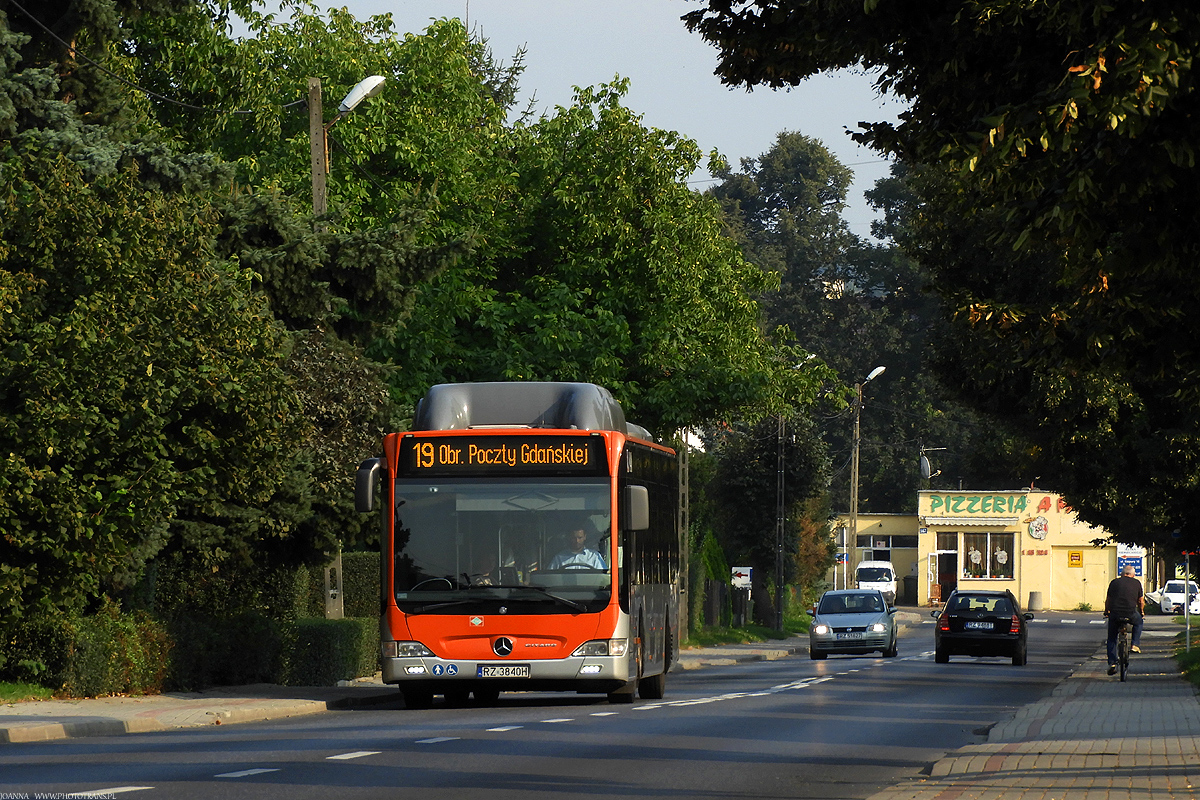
left=868, top=621, right=1200, bottom=800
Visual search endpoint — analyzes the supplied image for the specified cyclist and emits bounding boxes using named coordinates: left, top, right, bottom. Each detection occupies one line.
left=1103, top=564, right=1145, bottom=675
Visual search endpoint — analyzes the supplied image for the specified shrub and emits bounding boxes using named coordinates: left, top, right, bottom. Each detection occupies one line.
left=277, top=617, right=379, bottom=686
left=61, top=600, right=172, bottom=697
left=1, top=611, right=74, bottom=685
left=341, top=551, right=380, bottom=618
left=165, top=611, right=282, bottom=691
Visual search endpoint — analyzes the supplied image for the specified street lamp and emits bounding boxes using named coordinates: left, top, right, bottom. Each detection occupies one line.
left=308, top=75, right=387, bottom=220
left=849, top=366, right=886, bottom=571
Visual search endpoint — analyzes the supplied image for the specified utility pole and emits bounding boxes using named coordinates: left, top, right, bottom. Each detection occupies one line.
left=776, top=414, right=785, bottom=631
left=308, top=77, right=329, bottom=225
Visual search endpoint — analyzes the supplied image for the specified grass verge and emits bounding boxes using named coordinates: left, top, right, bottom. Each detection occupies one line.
left=683, top=618, right=809, bottom=649
left=0, top=681, right=55, bottom=703
left=1176, top=626, right=1200, bottom=687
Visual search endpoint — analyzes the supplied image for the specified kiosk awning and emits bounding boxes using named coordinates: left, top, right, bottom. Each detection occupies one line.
left=922, top=516, right=1019, bottom=527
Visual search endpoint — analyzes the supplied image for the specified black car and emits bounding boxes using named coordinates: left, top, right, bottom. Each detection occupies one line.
left=932, top=589, right=1033, bottom=666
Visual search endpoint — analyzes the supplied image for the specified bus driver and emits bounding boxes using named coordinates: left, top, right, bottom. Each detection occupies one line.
left=548, top=528, right=607, bottom=570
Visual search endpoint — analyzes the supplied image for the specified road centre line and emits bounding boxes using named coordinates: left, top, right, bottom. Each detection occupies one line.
left=327, top=751, right=381, bottom=760
left=487, top=725, right=524, bottom=731
left=416, top=736, right=460, bottom=744
left=71, top=789, right=153, bottom=797
left=216, top=768, right=280, bottom=778
left=636, top=676, right=833, bottom=711
left=540, top=718, right=573, bottom=723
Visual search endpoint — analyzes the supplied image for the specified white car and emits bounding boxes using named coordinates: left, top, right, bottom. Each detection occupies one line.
left=1159, top=580, right=1200, bottom=615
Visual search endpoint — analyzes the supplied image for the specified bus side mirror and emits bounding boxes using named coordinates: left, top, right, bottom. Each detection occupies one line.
left=625, top=485, right=649, bottom=531
left=356, top=458, right=384, bottom=513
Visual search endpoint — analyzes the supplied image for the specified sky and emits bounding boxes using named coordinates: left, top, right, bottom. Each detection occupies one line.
left=297, top=0, right=907, bottom=235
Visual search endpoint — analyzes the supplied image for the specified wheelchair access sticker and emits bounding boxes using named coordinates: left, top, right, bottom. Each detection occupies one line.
left=431, top=664, right=459, bottom=676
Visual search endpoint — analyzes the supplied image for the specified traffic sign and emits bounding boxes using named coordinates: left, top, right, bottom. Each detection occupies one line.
left=731, top=567, right=752, bottom=589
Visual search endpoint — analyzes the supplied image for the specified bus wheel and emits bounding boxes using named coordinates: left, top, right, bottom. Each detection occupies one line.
left=402, top=688, right=434, bottom=709
left=607, top=637, right=641, bottom=704
left=638, top=628, right=667, bottom=700
left=638, top=670, right=666, bottom=700
left=473, top=687, right=500, bottom=706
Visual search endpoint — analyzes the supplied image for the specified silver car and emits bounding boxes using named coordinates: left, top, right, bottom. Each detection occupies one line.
left=809, top=589, right=898, bottom=660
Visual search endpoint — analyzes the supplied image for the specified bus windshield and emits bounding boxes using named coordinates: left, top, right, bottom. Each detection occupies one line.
left=392, top=478, right=613, bottom=614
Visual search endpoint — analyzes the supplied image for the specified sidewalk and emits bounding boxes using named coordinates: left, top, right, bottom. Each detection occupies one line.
left=869, top=617, right=1200, bottom=800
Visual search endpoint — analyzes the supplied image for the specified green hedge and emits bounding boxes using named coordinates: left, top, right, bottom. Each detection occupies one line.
left=1, top=601, right=172, bottom=697
left=62, top=602, right=173, bottom=697
left=1, top=553, right=383, bottom=696
left=165, top=611, right=283, bottom=691
left=277, top=617, right=379, bottom=686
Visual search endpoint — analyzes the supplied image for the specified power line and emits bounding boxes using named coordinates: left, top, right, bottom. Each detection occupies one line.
left=8, top=0, right=257, bottom=115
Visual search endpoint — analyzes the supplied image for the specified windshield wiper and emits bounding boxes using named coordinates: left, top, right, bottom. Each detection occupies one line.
left=405, top=586, right=589, bottom=615
left=407, top=599, right=481, bottom=615
left=509, top=585, right=588, bottom=613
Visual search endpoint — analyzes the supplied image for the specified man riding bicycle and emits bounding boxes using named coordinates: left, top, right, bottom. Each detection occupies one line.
left=1104, top=564, right=1145, bottom=675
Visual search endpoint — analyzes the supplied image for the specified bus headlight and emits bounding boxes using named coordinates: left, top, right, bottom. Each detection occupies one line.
left=383, top=641, right=434, bottom=659
left=572, top=639, right=628, bottom=657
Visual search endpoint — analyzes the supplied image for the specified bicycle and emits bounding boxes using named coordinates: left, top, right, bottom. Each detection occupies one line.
left=1115, top=617, right=1132, bottom=682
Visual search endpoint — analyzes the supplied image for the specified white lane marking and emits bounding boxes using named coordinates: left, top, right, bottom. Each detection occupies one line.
left=1030, top=619, right=1049, bottom=623
left=215, top=768, right=280, bottom=778
left=416, top=736, right=460, bottom=744
left=637, top=676, right=833, bottom=712
left=487, top=725, right=523, bottom=732
left=1062, top=619, right=1077, bottom=624
left=590, top=712, right=618, bottom=717
left=327, top=751, right=381, bottom=760
left=540, top=718, right=573, bottom=723
left=72, top=789, right=154, bottom=797
left=1089, top=620, right=1106, bottom=624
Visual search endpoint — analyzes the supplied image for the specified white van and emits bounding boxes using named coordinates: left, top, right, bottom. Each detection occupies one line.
left=855, top=560, right=898, bottom=604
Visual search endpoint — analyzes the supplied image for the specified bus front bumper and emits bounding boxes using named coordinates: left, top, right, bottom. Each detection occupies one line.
left=382, top=653, right=633, bottom=693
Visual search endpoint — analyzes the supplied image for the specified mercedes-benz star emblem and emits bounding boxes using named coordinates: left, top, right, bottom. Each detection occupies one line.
left=493, top=637, right=514, bottom=657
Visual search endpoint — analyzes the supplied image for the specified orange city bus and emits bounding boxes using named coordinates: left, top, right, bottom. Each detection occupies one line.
left=355, top=382, right=680, bottom=709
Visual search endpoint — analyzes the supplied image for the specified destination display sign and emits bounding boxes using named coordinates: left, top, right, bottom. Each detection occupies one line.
left=397, top=434, right=608, bottom=476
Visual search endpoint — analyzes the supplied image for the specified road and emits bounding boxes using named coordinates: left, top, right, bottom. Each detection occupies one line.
left=1, top=612, right=1106, bottom=800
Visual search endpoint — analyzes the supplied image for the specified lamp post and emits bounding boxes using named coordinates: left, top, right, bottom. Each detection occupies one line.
left=849, top=366, right=886, bottom=568
left=308, top=75, right=387, bottom=221
left=306, top=75, right=385, bottom=618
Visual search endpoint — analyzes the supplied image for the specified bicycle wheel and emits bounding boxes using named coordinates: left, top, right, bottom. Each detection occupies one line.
left=1118, top=625, right=1130, bottom=682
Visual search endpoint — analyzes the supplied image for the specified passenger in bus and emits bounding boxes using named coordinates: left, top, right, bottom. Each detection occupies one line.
left=548, top=528, right=607, bottom=570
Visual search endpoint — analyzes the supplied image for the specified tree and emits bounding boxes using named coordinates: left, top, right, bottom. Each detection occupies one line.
left=685, top=2, right=1200, bottom=549
left=0, top=150, right=303, bottom=620
left=712, top=136, right=1026, bottom=513
left=125, top=6, right=485, bottom=550
left=383, top=81, right=821, bottom=432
